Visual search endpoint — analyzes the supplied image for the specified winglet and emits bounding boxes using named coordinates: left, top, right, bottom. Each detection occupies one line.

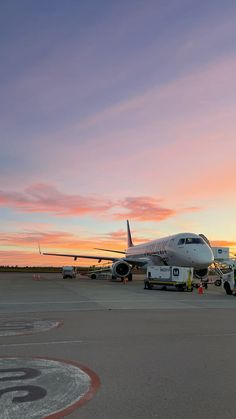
left=127, top=220, right=134, bottom=248
left=38, top=243, right=42, bottom=254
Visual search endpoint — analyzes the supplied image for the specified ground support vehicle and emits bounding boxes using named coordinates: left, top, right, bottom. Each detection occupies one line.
left=221, top=268, right=236, bottom=295
left=90, top=271, right=112, bottom=280
left=144, top=266, right=193, bottom=291
left=62, top=266, right=76, bottom=279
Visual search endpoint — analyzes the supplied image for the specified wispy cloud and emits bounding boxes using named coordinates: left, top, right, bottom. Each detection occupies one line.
left=0, top=183, right=111, bottom=216
left=115, top=197, right=200, bottom=222
left=0, top=184, right=200, bottom=222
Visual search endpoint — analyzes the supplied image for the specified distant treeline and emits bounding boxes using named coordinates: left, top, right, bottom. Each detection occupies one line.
left=0, top=265, right=143, bottom=274
left=0, top=266, right=93, bottom=273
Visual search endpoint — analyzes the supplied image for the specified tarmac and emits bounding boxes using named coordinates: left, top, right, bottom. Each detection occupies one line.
left=0, top=272, right=236, bottom=418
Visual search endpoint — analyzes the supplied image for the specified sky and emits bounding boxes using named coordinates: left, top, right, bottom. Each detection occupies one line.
left=1, top=0, right=236, bottom=266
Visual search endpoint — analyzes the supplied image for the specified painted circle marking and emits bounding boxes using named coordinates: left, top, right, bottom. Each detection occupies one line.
left=0, top=320, right=61, bottom=336
left=0, top=357, right=100, bottom=418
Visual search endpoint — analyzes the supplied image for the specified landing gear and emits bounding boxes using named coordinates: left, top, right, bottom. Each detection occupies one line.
left=127, top=273, right=133, bottom=282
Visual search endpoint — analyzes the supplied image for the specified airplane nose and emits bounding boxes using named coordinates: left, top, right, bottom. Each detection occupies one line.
left=207, top=247, right=214, bottom=263
left=194, top=248, right=214, bottom=267
left=202, top=252, right=214, bottom=265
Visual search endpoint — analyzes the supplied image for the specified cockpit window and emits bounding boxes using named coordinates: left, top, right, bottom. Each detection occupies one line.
left=178, top=237, right=205, bottom=245
left=186, top=238, right=205, bottom=244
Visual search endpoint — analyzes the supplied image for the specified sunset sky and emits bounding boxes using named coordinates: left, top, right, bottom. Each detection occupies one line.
left=1, top=0, right=236, bottom=266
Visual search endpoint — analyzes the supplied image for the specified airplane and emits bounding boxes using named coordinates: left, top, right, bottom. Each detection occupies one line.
left=41, top=220, right=214, bottom=281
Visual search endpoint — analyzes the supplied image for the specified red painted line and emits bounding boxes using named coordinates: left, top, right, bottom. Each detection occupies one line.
left=41, top=357, right=101, bottom=419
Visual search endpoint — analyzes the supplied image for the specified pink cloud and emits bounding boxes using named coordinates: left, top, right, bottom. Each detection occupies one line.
left=0, top=230, right=128, bottom=253
left=0, top=183, right=111, bottom=216
left=115, top=197, right=176, bottom=221
left=114, top=197, right=200, bottom=222
left=0, top=184, right=200, bottom=222
left=100, top=229, right=150, bottom=244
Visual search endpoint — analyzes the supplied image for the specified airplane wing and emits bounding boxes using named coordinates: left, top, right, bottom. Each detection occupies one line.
left=42, top=251, right=149, bottom=267
left=94, top=248, right=126, bottom=254
left=41, top=251, right=166, bottom=267
left=42, top=252, right=119, bottom=262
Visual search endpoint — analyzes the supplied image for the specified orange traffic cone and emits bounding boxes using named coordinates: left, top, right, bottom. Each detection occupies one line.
left=198, top=284, right=203, bottom=295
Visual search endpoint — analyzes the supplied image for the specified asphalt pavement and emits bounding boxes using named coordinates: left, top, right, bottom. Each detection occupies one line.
left=0, top=272, right=236, bottom=419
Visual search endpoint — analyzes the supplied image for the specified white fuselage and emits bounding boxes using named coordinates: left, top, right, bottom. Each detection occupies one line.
left=126, top=232, right=214, bottom=268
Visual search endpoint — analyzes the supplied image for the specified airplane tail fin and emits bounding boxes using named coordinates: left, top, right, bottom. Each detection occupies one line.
left=127, top=220, right=134, bottom=248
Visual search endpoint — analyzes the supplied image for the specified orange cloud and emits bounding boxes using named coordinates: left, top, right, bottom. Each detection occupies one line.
left=0, top=250, right=46, bottom=266
left=0, top=225, right=155, bottom=266
left=5, top=228, right=236, bottom=268
left=0, top=231, right=122, bottom=252
left=0, top=250, right=85, bottom=267
left=210, top=240, right=236, bottom=247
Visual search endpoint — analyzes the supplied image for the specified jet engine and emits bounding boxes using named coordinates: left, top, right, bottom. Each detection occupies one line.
left=193, top=268, right=209, bottom=280
left=111, top=261, right=131, bottom=278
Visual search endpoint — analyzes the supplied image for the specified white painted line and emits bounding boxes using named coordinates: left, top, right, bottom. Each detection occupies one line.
left=0, top=298, right=195, bottom=305
left=0, top=339, right=84, bottom=347
left=198, top=333, right=236, bottom=337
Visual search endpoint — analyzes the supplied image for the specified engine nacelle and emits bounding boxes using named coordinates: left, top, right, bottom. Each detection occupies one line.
left=111, top=261, right=131, bottom=278
left=194, top=268, right=209, bottom=280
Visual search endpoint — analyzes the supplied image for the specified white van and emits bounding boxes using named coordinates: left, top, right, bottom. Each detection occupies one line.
left=62, top=266, right=76, bottom=279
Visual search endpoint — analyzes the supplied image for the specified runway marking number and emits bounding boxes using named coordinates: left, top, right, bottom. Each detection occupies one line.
left=0, top=357, right=100, bottom=418
left=0, top=319, right=61, bottom=336
left=0, top=368, right=47, bottom=404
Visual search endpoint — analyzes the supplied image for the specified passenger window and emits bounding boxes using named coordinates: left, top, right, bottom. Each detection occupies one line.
left=178, top=239, right=185, bottom=245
